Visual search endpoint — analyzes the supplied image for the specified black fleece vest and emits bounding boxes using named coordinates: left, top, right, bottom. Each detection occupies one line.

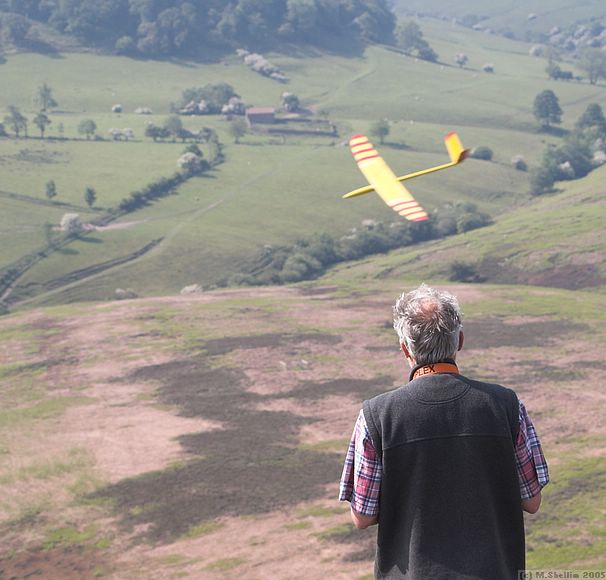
left=363, top=371, right=524, bottom=579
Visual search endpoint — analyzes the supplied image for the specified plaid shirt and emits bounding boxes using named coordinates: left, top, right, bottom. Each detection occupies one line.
left=339, top=399, right=549, bottom=517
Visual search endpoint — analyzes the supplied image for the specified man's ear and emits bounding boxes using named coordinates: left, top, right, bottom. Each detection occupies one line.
left=458, top=330, right=464, bottom=351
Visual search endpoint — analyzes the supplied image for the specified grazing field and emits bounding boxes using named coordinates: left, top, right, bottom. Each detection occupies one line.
left=2, top=14, right=606, bottom=308
left=0, top=281, right=604, bottom=578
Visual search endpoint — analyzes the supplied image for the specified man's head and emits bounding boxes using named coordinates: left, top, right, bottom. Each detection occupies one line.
left=393, top=284, right=463, bottom=367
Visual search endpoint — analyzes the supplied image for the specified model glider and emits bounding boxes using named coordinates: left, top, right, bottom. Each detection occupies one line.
left=343, top=132, right=469, bottom=222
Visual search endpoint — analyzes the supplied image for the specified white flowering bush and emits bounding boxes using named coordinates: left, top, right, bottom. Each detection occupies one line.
left=177, top=152, right=206, bottom=175
left=60, top=213, right=83, bottom=234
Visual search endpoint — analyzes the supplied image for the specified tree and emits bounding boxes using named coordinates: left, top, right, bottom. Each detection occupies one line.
left=533, top=90, right=562, bottom=129
left=542, top=135, right=593, bottom=181
left=183, top=144, right=203, bottom=157
left=576, top=103, right=606, bottom=135
left=281, top=92, right=300, bottom=112
left=33, top=112, right=51, bottom=139
left=396, top=21, right=424, bottom=53
left=34, top=82, right=58, bottom=111
left=417, top=45, right=438, bottom=63
left=163, top=115, right=183, bottom=140
left=578, top=48, right=606, bottom=85
left=84, top=187, right=97, bottom=208
left=145, top=124, right=170, bottom=142
left=282, top=0, right=319, bottom=40
left=395, top=20, right=438, bottom=62
left=1, top=13, right=31, bottom=46
left=180, top=83, right=237, bottom=113
left=545, top=62, right=561, bottom=80
left=115, top=36, right=137, bottom=55
left=4, top=105, right=27, bottom=138
left=177, top=152, right=208, bottom=175
left=60, top=213, right=83, bottom=235
left=45, top=180, right=57, bottom=200
left=229, top=117, right=248, bottom=143
left=529, top=167, right=555, bottom=196
left=455, top=53, right=468, bottom=68
left=369, top=119, right=390, bottom=145
left=78, top=119, right=97, bottom=140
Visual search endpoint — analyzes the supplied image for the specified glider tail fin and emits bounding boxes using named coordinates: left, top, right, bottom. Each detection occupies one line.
left=445, top=132, right=469, bottom=164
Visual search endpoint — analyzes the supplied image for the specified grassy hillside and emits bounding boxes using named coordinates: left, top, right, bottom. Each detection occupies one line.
left=392, top=0, right=606, bottom=37
left=1, top=14, right=606, bottom=310
left=320, top=162, right=606, bottom=291
left=0, top=283, right=604, bottom=578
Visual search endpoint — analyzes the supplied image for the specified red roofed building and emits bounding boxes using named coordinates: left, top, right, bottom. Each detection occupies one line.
left=246, top=107, right=276, bottom=125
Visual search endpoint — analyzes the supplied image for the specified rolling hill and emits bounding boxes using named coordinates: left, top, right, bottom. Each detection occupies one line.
left=2, top=16, right=606, bottom=310
left=1, top=2, right=606, bottom=576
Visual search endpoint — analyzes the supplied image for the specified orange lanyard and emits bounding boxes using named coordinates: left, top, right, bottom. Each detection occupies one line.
left=412, top=362, right=460, bottom=380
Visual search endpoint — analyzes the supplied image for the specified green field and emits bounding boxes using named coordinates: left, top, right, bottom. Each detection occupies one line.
left=1, top=7, right=606, bottom=309
left=393, top=0, right=606, bottom=37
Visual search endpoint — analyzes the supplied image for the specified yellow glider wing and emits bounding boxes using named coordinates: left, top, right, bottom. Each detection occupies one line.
left=343, top=132, right=469, bottom=221
left=345, top=134, right=429, bottom=222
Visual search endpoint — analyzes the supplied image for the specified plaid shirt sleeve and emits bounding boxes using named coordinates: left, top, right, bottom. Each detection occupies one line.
left=515, top=399, right=549, bottom=500
left=339, top=409, right=382, bottom=517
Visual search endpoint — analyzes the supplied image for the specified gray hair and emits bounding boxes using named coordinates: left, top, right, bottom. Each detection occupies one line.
left=393, top=284, right=463, bottom=365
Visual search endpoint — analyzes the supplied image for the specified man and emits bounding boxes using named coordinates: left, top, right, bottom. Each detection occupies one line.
left=339, top=284, right=548, bottom=579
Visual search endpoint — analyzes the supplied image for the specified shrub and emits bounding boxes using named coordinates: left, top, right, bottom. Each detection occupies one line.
left=417, top=45, right=438, bottom=62
left=455, top=53, right=468, bottom=67
left=470, top=146, right=493, bottom=161
left=115, top=36, right=136, bottom=55
left=60, top=213, right=83, bottom=235
left=529, top=45, right=543, bottom=57
left=115, top=288, right=138, bottom=300
left=529, top=167, right=555, bottom=196
left=279, top=253, right=323, bottom=283
left=511, top=155, right=528, bottom=171
left=177, top=152, right=209, bottom=175
left=448, top=261, right=482, bottom=283
left=456, top=211, right=492, bottom=233
left=222, top=201, right=492, bottom=287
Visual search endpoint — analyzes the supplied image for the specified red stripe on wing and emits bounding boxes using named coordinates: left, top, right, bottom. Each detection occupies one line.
left=355, top=153, right=380, bottom=162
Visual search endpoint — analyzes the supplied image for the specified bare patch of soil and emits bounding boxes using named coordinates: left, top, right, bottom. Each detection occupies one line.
left=463, top=316, right=589, bottom=349
left=478, top=257, right=606, bottom=289
left=0, top=546, right=108, bottom=579
left=2, top=284, right=605, bottom=579
left=202, top=332, right=341, bottom=356
left=91, top=340, right=390, bottom=543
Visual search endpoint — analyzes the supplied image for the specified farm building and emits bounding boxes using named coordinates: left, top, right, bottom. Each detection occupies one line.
left=246, top=107, right=275, bottom=125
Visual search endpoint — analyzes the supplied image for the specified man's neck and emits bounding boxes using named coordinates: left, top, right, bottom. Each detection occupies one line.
left=409, top=360, right=459, bottom=381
